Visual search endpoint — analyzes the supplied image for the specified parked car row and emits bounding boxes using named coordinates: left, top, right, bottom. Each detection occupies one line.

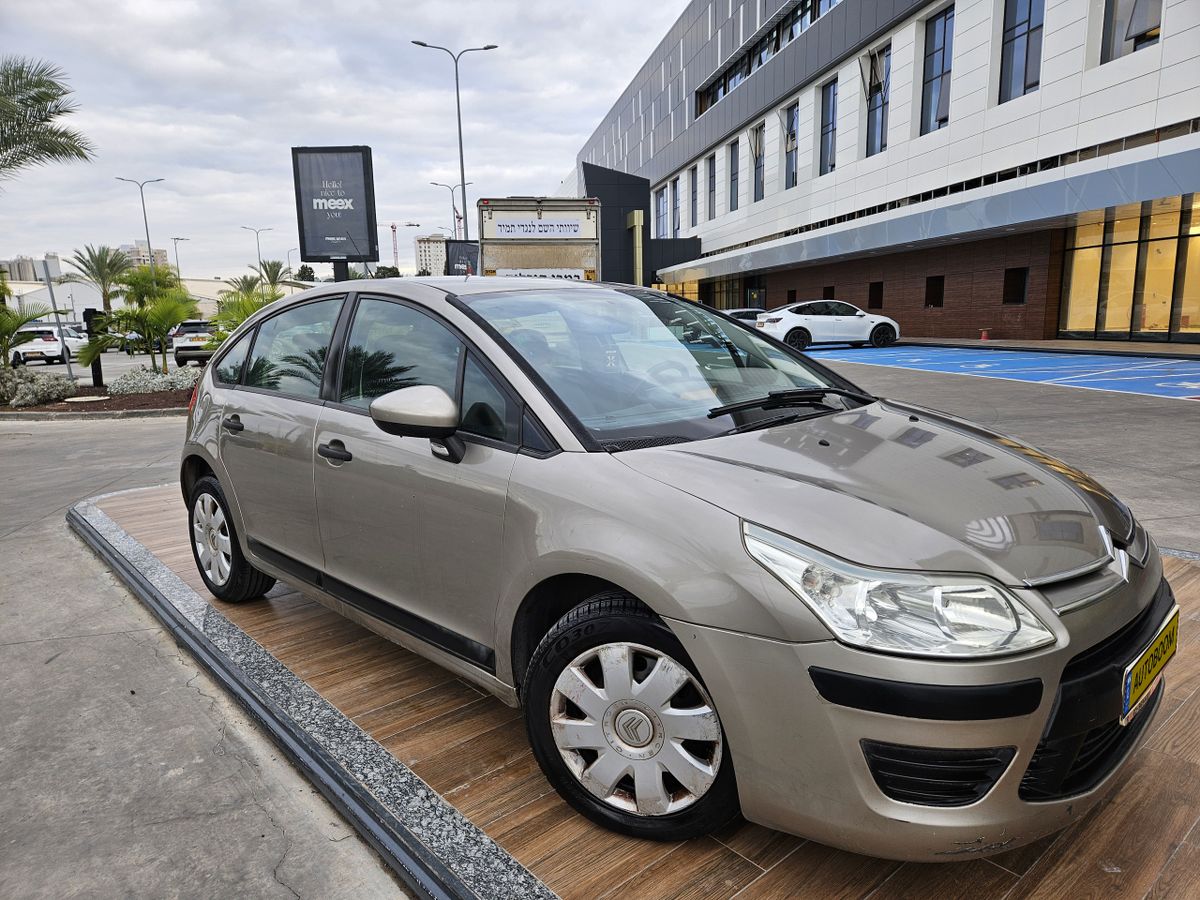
left=10, top=324, right=88, bottom=366
left=725, top=301, right=900, bottom=349
left=181, top=277, right=1175, bottom=861
left=10, top=320, right=216, bottom=367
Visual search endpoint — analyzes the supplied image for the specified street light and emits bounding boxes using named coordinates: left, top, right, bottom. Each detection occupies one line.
left=431, top=181, right=471, bottom=239
left=115, top=176, right=164, bottom=291
left=412, top=39, right=497, bottom=241
left=170, top=237, right=189, bottom=281
left=241, top=226, right=272, bottom=300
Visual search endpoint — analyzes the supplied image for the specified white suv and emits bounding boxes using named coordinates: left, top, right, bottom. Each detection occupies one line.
left=755, top=301, right=899, bottom=350
left=11, top=324, right=86, bottom=365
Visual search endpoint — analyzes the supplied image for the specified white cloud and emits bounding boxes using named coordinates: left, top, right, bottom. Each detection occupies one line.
left=2, top=0, right=683, bottom=277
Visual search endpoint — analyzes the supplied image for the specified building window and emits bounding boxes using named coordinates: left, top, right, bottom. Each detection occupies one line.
left=671, top=177, right=680, bottom=238
left=689, top=166, right=698, bottom=228
left=707, top=154, right=716, bottom=220
left=1061, top=195, right=1198, bottom=339
left=921, top=7, right=955, bottom=135
left=823, top=285, right=836, bottom=300
left=1000, top=0, right=1043, bottom=103
left=1003, top=267, right=1029, bottom=304
left=1102, top=0, right=1162, bottom=63
left=865, top=46, right=890, bottom=157
left=819, top=80, right=838, bottom=175
left=784, top=102, right=799, bottom=188
left=787, top=289, right=797, bottom=303
left=868, top=281, right=884, bottom=309
left=925, top=275, right=945, bottom=307
left=654, top=187, right=667, bottom=239
left=729, top=139, right=740, bottom=212
left=752, top=123, right=766, bottom=202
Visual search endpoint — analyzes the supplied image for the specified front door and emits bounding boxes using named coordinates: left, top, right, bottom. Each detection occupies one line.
left=829, top=302, right=870, bottom=342
left=217, top=295, right=345, bottom=572
left=313, top=295, right=519, bottom=667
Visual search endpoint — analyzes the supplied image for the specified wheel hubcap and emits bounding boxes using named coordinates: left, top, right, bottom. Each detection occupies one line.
left=192, top=493, right=232, bottom=587
left=549, top=642, right=723, bottom=817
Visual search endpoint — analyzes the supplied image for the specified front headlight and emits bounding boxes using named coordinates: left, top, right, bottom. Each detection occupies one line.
left=743, top=522, right=1055, bottom=658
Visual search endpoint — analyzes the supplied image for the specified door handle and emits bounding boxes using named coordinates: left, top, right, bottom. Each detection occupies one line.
left=221, top=416, right=244, bottom=433
left=317, top=441, right=353, bottom=463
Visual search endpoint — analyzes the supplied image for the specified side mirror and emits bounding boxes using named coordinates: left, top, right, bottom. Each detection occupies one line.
left=369, top=385, right=459, bottom=439
left=856, top=312, right=866, bottom=317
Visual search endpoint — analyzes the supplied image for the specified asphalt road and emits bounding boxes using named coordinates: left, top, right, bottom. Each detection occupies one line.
left=0, top=417, right=404, bottom=899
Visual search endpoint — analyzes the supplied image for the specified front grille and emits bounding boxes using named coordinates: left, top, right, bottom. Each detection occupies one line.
left=861, top=740, right=1016, bottom=807
left=1018, top=577, right=1173, bottom=802
left=1019, top=683, right=1161, bottom=801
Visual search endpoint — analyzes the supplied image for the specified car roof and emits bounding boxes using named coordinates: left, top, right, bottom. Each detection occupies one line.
left=345, top=275, right=608, bottom=297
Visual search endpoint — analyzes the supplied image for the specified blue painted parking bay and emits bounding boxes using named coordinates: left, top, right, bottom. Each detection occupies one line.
left=806, top=346, right=1200, bottom=401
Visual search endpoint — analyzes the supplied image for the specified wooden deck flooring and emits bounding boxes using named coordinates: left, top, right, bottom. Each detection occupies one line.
left=98, top=485, right=1200, bottom=899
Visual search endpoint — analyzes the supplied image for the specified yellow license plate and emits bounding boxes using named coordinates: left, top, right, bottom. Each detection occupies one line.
left=1122, top=607, right=1179, bottom=724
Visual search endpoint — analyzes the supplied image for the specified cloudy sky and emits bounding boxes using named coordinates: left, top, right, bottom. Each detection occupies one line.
left=4, top=0, right=683, bottom=279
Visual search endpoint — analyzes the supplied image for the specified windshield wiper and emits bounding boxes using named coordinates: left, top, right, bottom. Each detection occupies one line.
left=707, top=387, right=876, bottom=419
left=715, top=409, right=835, bottom=436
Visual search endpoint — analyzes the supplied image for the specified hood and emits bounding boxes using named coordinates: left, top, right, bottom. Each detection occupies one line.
left=617, top=401, right=1132, bottom=589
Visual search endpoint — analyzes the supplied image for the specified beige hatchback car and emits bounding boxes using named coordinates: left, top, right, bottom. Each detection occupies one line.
left=181, top=277, right=1178, bottom=860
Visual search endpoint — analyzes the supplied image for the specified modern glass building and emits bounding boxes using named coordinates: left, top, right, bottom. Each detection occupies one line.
left=568, top=0, right=1200, bottom=343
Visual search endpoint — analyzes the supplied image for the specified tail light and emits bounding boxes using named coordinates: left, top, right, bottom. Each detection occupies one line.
left=41, top=335, right=57, bottom=342
left=765, top=317, right=783, bottom=324
left=188, top=382, right=200, bottom=415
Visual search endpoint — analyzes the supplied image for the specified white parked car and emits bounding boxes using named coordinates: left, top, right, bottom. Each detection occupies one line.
left=172, top=320, right=216, bottom=367
left=755, top=300, right=900, bottom=350
left=10, top=324, right=87, bottom=366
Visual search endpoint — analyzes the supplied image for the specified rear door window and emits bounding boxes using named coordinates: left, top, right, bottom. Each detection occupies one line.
left=245, top=298, right=343, bottom=399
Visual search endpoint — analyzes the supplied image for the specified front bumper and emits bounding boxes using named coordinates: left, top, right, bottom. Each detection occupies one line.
left=665, top=568, right=1173, bottom=861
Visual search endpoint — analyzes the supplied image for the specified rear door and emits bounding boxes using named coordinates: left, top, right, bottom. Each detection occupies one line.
left=217, top=295, right=344, bottom=572
left=313, top=294, right=519, bottom=667
left=792, top=302, right=835, bottom=342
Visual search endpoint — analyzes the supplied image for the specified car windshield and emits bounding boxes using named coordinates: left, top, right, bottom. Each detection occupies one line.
left=461, top=288, right=857, bottom=447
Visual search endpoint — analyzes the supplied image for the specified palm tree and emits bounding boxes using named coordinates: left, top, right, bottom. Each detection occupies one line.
left=221, top=274, right=262, bottom=297
left=1, top=302, right=53, bottom=368
left=0, top=56, right=94, bottom=181
left=78, top=289, right=197, bottom=374
left=118, top=264, right=179, bottom=308
left=253, top=260, right=305, bottom=294
left=61, top=245, right=131, bottom=312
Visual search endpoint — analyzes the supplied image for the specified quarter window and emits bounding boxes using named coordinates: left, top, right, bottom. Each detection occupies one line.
left=214, top=330, right=252, bottom=385
left=921, top=7, right=955, bottom=134
left=460, top=354, right=519, bottom=443
left=999, top=0, right=1044, bottom=103
left=338, top=298, right=462, bottom=410
left=244, top=297, right=343, bottom=399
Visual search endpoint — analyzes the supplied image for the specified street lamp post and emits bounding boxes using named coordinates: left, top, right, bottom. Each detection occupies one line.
left=241, top=226, right=272, bottom=300
left=171, top=237, right=189, bottom=281
left=412, top=40, right=497, bottom=242
left=431, top=181, right=471, bottom=239
left=115, top=176, right=164, bottom=292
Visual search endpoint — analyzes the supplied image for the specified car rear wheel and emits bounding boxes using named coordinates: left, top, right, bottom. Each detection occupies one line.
left=189, top=475, right=276, bottom=603
left=523, top=593, right=739, bottom=841
left=11, top=353, right=22, bottom=367
left=785, top=328, right=811, bottom=350
left=870, top=324, right=896, bottom=347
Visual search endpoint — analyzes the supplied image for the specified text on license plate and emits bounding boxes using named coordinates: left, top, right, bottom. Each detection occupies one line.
left=1122, top=608, right=1179, bottom=724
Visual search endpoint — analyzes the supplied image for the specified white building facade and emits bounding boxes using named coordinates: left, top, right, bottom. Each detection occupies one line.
left=119, top=240, right=170, bottom=269
left=414, top=234, right=448, bottom=276
left=575, top=0, right=1200, bottom=342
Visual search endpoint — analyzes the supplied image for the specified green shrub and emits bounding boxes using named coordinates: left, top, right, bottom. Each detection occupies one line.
left=1, top=367, right=77, bottom=407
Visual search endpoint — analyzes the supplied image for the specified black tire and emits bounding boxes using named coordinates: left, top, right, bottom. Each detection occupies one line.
left=784, top=328, right=811, bottom=350
left=870, top=324, right=896, bottom=347
left=175, top=354, right=184, bottom=368
left=11, top=353, right=22, bottom=367
left=850, top=342, right=865, bottom=348
left=523, top=592, right=740, bottom=841
left=188, top=475, right=275, bottom=603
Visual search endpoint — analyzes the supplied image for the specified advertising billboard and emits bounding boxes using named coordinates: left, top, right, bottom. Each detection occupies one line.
left=291, top=146, right=379, bottom=263
left=444, top=240, right=479, bottom=276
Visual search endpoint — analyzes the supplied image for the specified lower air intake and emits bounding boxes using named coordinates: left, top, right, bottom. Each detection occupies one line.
left=861, top=740, right=1016, bottom=807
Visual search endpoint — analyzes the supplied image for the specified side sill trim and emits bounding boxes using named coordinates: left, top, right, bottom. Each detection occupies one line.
left=248, top=539, right=497, bottom=673
left=809, top=667, right=1043, bottom=721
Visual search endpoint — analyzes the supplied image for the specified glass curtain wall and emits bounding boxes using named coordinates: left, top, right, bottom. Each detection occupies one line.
left=1060, top=194, right=1200, bottom=342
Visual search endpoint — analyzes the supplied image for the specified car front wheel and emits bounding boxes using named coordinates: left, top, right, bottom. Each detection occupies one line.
left=870, top=324, right=896, bottom=347
left=523, top=593, right=739, bottom=841
left=189, top=475, right=276, bottom=602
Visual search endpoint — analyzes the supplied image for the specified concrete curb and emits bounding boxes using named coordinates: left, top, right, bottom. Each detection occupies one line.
left=0, top=406, right=187, bottom=421
left=895, top=340, right=1200, bottom=361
